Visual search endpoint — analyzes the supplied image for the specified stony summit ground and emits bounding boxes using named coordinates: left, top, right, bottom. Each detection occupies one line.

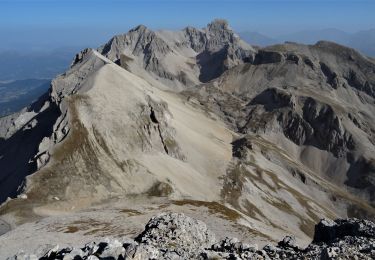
left=10, top=213, right=375, bottom=259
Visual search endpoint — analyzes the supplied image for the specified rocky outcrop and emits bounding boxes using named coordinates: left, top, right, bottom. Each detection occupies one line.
left=313, top=218, right=375, bottom=243
left=136, top=96, right=185, bottom=160
left=9, top=214, right=375, bottom=259
left=134, top=212, right=215, bottom=259
left=313, top=41, right=375, bottom=98
left=253, top=50, right=283, bottom=65
left=242, top=88, right=355, bottom=157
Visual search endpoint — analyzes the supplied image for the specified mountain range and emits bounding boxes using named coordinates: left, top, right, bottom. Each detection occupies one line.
left=240, top=28, right=375, bottom=57
left=0, top=19, right=375, bottom=258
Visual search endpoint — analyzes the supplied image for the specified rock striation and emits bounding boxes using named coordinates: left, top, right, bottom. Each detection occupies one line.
left=8, top=213, right=375, bottom=259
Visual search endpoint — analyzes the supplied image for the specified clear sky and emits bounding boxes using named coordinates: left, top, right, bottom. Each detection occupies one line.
left=0, top=0, right=374, bottom=51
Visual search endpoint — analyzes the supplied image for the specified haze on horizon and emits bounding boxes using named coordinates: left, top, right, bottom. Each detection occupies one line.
left=0, top=0, right=374, bottom=52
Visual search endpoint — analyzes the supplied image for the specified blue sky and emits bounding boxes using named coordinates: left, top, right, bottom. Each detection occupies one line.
left=0, top=0, right=374, bottom=51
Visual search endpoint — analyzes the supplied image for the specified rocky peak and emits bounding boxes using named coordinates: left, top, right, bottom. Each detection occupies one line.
left=99, top=24, right=171, bottom=62
left=70, top=48, right=92, bottom=68
left=204, top=19, right=240, bottom=49
left=96, top=19, right=255, bottom=88
left=129, top=24, right=148, bottom=33
left=181, top=19, right=253, bottom=53
left=207, top=19, right=231, bottom=33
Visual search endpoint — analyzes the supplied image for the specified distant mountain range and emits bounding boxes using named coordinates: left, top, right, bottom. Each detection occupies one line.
left=240, top=28, right=375, bottom=57
left=0, top=28, right=374, bottom=121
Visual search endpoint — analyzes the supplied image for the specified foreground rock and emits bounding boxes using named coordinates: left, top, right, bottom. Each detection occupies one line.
left=8, top=213, right=375, bottom=259
left=134, top=212, right=216, bottom=258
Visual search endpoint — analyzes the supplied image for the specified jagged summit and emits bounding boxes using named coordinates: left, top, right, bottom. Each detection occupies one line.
left=207, top=18, right=231, bottom=32
left=130, top=24, right=148, bottom=32
left=97, top=19, right=255, bottom=89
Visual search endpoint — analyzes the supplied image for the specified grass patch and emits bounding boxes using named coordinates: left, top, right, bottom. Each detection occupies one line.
left=119, top=209, right=142, bottom=216
left=54, top=218, right=125, bottom=237
left=171, top=200, right=241, bottom=221
left=147, top=181, right=174, bottom=197
left=64, top=226, right=79, bottom=233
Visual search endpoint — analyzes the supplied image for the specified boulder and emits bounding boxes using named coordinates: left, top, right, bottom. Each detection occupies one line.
left=313, top=218, right=375, bottom=243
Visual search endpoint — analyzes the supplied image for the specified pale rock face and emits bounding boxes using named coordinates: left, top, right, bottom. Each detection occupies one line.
left=98, top=19, right=255, bottom=89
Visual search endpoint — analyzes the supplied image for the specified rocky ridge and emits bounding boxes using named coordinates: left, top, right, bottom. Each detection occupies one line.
left=98, top=19, right=255, bottom=89
left=9, top=213, right=375, bottom=259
